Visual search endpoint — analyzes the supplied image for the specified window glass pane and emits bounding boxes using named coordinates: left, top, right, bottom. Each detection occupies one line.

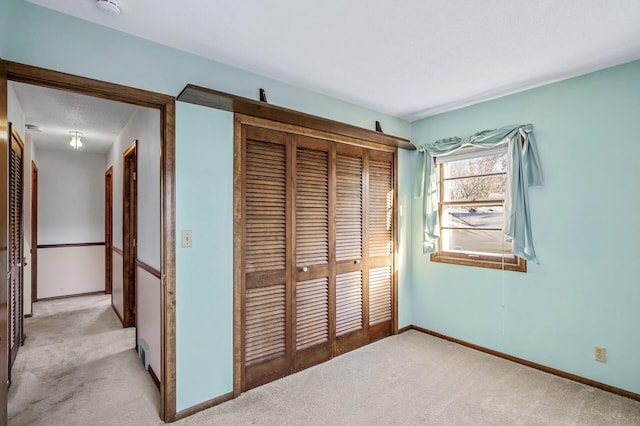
left=442, top=206, right=503, bottom=229
left=443, top=174, right=505, bottom=202
left=444, top=152, right=507, bottom=178
left=441, top=228, right=513, bottom=257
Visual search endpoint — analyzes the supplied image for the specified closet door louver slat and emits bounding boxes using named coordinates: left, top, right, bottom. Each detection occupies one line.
left=296, top=278, right=329, bottom=350
left=368, top=160, right=393, bottom=257
left=336, top=156, right=363, bottom=262
left=369, top=266, right=392, bottom=325
left=245, top=140, right=286, bottom=273
left=336, top=271, right=363, bottom=336
left=245, top=284, right=286, bottom=365
left=296, top=148, right=329, bottom=267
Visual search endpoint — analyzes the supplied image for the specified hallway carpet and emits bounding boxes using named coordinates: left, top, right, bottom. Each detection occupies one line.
left=8, top=294, right=161, bottom=425
left=8, top=295, right=640, bottom=425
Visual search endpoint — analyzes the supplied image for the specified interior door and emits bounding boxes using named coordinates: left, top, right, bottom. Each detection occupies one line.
left=105, top=166, right=113, bottom=294
left=123, top=143, right=137, bottom=327
left=31, top=161, right=38, bottom=303
left=334, top=144, right=366, bottom=355
left=8, top=123, right=24, bottom=375
left=366, top=150, right=394, bottom=340
left=292, top=136, right=331, bottom=371
left=242, top=126, right=290, bottom=391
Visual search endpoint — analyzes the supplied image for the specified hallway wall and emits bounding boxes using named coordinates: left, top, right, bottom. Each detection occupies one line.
left=36, top=149, right=105, bottom=299
left=21, top=133, right=34, bottom=315
left=106, top=105, right=161, bottom=378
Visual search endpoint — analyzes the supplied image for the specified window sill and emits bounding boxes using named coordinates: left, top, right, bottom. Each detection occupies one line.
left=430, top=252, right=526, bottom=272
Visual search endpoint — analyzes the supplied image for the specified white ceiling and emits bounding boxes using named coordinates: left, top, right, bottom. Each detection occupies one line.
left=11, top=81, right=137, bottom=154
left=25, top=0, right=640, bottom=121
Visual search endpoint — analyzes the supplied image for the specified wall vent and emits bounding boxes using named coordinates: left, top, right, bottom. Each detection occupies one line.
left=138, top=339, right=150, bottom=370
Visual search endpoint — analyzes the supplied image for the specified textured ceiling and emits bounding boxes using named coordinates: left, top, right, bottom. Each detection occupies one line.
left=24, top=0, right=640, bottom=121
left=11, top=81, right=137, bottom=154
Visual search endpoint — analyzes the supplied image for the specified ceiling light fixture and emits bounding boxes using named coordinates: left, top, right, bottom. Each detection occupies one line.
left=26, top=124, right=44, bottom=133
left=69, top=131, right=83, bottom=150
left=96, top=0, right=121, bottom=15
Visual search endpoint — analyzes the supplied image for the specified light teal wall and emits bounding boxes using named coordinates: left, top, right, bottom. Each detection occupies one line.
left=397, top=149, right=414, bottom=328
left=410, top=60, right=640, bottom=394
left=175, top=103, right=234, bottom=410
left=1, top=0, right=413, bottom=412
left=0, top=0, right=8, bottom=56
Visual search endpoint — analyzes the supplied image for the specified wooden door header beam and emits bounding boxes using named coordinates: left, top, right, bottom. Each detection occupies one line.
left=2, top=60, right=174, bottom=109
left=177, top=84, right=415, bottom=150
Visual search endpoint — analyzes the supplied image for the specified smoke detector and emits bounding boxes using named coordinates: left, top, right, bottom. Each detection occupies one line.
left=96, top=0, right=121, bottom=15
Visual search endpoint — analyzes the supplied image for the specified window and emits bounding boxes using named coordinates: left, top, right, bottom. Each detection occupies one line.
left=430, top=145, right=526, bottom=272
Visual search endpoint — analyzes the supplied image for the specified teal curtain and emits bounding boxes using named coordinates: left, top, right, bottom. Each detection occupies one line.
left=414, top=124, right=543, bottom=262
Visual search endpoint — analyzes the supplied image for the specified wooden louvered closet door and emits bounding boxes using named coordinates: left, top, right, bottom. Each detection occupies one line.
left=8, top=125, right=24, bottom=375
left=242, top=126, right=290, bottom=390
left=240, top=121, right=395, bottom=392
left=366, top=150, right=394, bottom=340
left=293, top=136, right=331, bottom=371
left=334, top=144, right=366, bottom=355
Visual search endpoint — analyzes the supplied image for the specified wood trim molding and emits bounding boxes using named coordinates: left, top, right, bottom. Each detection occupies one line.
left=397, top=325, right=413, bottom=334
left=37, top=290, right=105, bottom=302
left=32, top=160, right=39, bottom=304
left=149, top=365, right=161, bottom=390
left=235, top=114, right=400, bottom=153
left=112, top=303, right=125, bottom=328
left=401, top=325, right=640, bottom=403
left=37, top=242, right=105, bottom=249
left=123, top=140, right=137, bottom=158
left=0, top=59, right=9, bottom=424
left=392, top=150, right=399, bottom=335
left=3, top=60, right=173, bottom=108
left=161, top=99, right=178, bottom=423
left=112, top=246, right=124, bottom=256
left=429, top=251, right=527, bottom=273
left=136, top=259, right=161, bottom=280
left=178, top=84, right=415, bottom=150
left=174, top=392, right=234, bottom=421
left=232, top=116, right=243, bottom=398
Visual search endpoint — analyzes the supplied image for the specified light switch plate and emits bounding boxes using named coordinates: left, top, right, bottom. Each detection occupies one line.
left=181, top=230, right=193, bottom=248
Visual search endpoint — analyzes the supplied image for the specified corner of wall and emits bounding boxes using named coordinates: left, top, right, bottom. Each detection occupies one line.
left=397, top=147, right=416, bottom=328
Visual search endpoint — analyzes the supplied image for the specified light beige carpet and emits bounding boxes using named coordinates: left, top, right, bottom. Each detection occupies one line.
left=178, top=331, right=640, bottom=425
left=8, top=294, right=161, bottom=425
left=8, top=295, right=640, bottom=425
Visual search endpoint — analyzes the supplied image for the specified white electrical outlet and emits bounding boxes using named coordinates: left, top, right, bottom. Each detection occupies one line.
left=181, top=230, right=193, bottom=248
left=594, top=346, right=607, bottom=363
